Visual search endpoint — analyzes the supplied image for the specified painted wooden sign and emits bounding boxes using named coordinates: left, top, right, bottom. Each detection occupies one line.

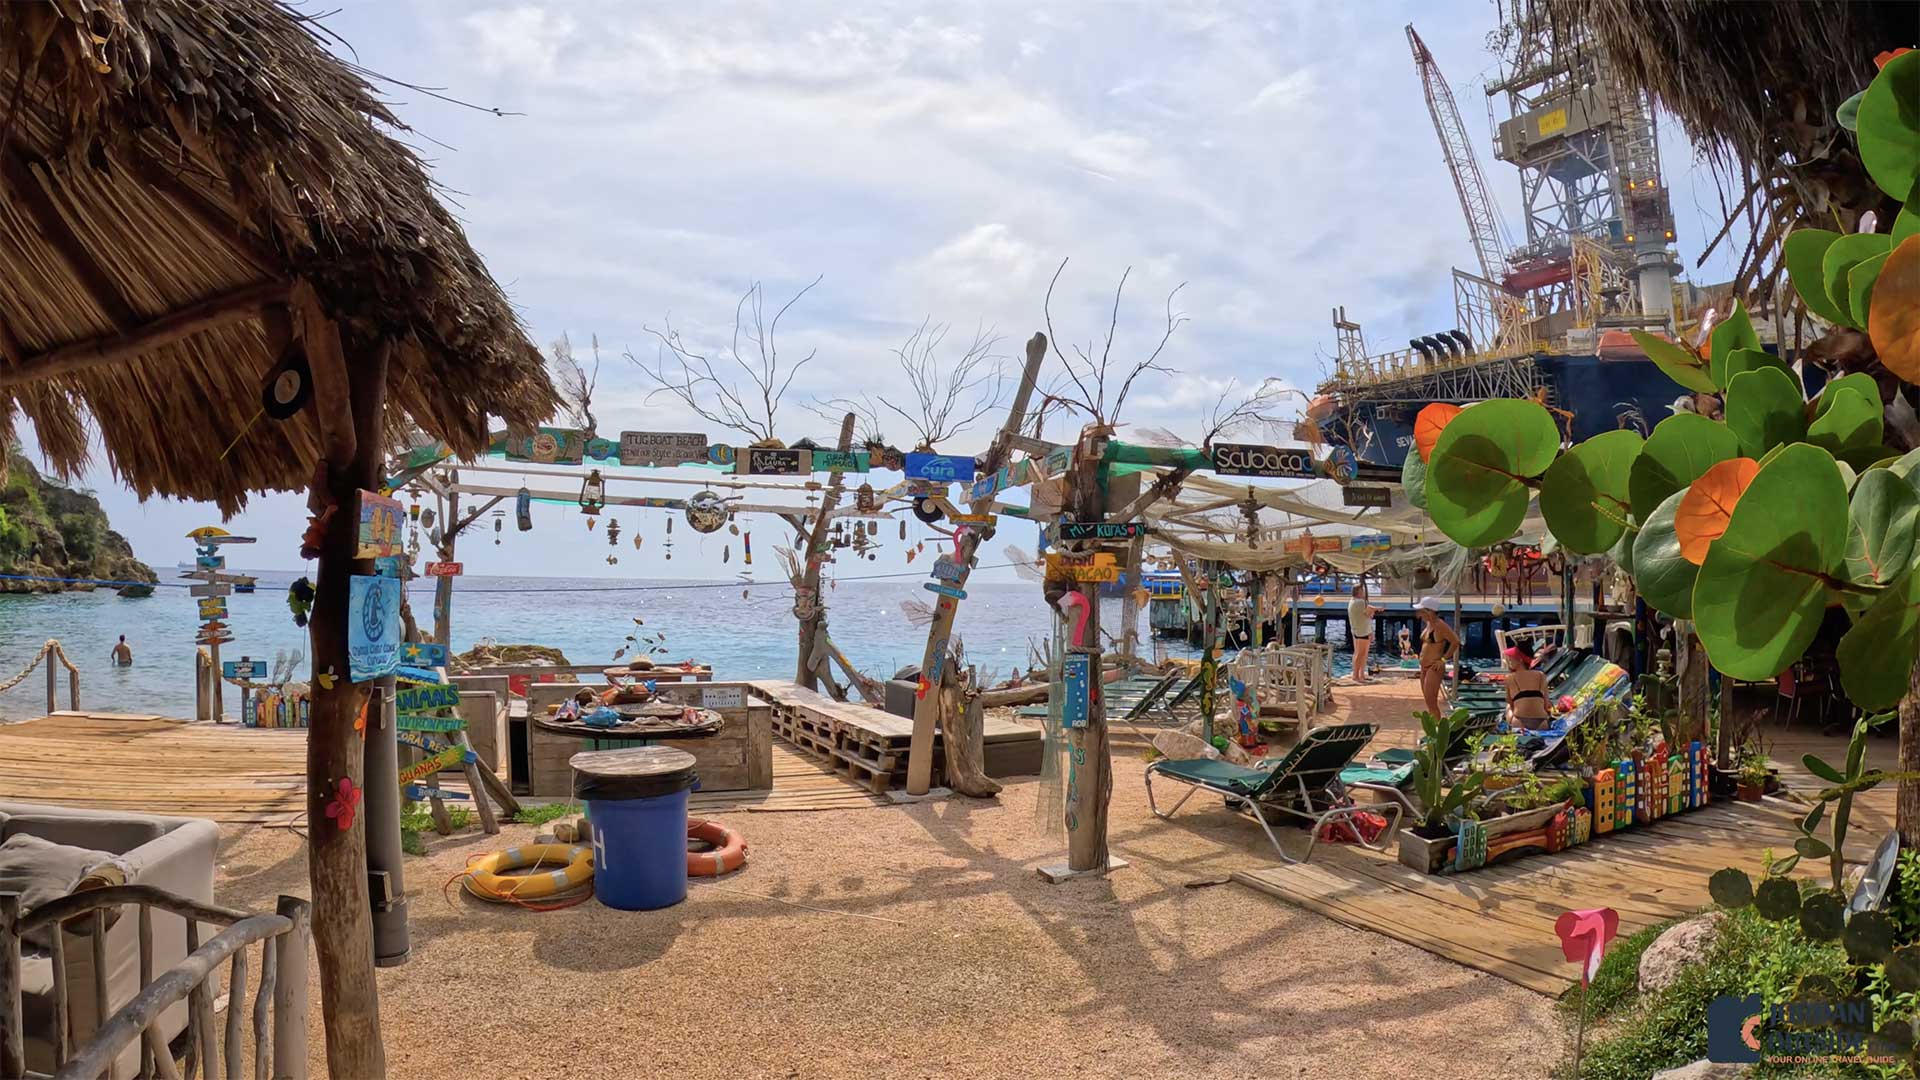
left=397, top=729, right=451, bottom=754
left=424, top=562, right=463, bottom=577
left=355, top=490, right=404, bottom=559
left=1045, top=551, right=1119, bottom=582
left=1061, top=653, right=1091, bottom=729
left=618, top=431, right=708, bottom=467
left=396, top=712, right=468, bottom=733
left=195, top=631, right=234, bottom=646
left=398, top=745, right=467, bottom=786
left=502, top=427, right=587, bottom=465
left=904, top=452, right=977, bottom=483
left=1282, top=535, right=1343, bottom=556
left=743, top=447, right=809, bottom=475
left=403, top=785, right=469, bottom=802
left=196, top=554, right=225, bottom=569
left=970, top=458, right=1034, bottom=500
left=347, top=575, right=401, bottom=683
left=1043, top=446, right=1072, bottom=476
left=1341, top=485, right=1393, bottom=508
left=398, top=642, right=450, bottom=668
left=395, top=682, right=461, bottom=711
left=223, top=658, right=268, bottom=679
left=1058, top=521, right=1148, bottom=540
left=923, top=581, right=968, bottom=600
left=373, top=556, right=406, bottom=577
left=810, top=450, right=870, bottom=473
left=948, top=512, right=994, bottom=525
left=701, top=685, right=745, bottom=709
left=197, top=597, right=229, bottom=620
left=189, top=583, right=232, bottom=598
left=1347, top=532, right=1393, bottom=553
left=929, top=555, right=968, bottom=583
left=1210, top=443, right=1317, bottom=479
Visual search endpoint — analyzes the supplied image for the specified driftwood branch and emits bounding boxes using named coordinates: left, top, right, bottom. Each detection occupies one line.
left=1040, top=258, right=1187, bottom=427
left=630, top=276, right=822, bottom=443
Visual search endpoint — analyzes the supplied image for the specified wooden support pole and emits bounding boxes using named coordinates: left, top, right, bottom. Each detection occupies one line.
left=906, top=332, right=1047, bottom=794
left=1065, top=428, right=1112, bottom=873
left=794, top=414, right=857, bottom=692
left=1120, top=536, right=1144, bottom=664
left=433, top=479, right=458, bottom=648
left=303, top=329, right=388, bottom=1078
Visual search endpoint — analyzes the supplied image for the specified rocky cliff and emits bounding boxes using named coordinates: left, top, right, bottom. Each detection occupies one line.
left=0, top=451, right=158, bottom=593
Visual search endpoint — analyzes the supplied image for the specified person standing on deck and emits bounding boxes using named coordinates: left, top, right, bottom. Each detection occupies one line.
left=110, top=635, right=132, bottom=666
left=1414, top=597, right=1459, bottom=718
left=1347, top=583, right=1380, bottom=683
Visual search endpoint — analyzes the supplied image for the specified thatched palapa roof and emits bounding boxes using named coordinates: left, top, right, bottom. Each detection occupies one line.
left=0, top=0, right=558, bottom=511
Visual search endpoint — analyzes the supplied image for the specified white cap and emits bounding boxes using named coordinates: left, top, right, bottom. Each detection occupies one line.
left=1415, top=596, right=1443, bottom=612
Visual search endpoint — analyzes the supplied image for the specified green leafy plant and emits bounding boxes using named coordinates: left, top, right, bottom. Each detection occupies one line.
left=1408, top=708, right=1486, bottom=830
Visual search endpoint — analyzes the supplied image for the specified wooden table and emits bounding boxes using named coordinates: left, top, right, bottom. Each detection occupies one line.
left=534, top=703, right=723, bottom=746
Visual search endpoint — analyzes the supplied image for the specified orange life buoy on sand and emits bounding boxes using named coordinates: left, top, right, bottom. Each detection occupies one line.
left=688, top=819, right=746, bottom=876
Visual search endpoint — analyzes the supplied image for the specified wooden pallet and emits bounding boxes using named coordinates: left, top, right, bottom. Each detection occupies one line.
left=749, top=680, right=1038, bottom=790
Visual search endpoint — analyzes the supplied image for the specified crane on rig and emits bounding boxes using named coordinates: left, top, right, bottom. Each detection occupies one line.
left=1406, top=23, right=1512, bottom=287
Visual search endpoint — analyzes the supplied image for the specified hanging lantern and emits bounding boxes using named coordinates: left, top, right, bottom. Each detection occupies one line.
left=579, top=469, right=606, bottom=515
left=516, top=486, right=533, bottom=531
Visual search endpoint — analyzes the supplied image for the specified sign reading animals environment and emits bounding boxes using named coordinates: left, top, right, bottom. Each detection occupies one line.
left=743, top=448, right=809, bottom=475
left=1210, top=443, right=1318, bottom=479
left=502, top=427, right=587, bottom=464
left=1058, top=521, right=1149, bottom=540
left=904, top=452, right=977, bottom=483
left=355, top=490, right=404, bottom=558
left=347, top=574, right=401, bottom=683
left=618, top=431, right=709, bottom=467
left=395, top=682, right=460, bottom=712
left=397, top=712, right=468, bottom=733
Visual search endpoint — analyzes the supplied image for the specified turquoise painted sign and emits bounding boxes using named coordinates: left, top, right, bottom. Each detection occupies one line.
left=923, top=581, right=967, bottom=600
left=394, top=683, right=460, bottom=712
left=397, top=713, right=468, bottom=733
left=1061, top=653, right=1091, bottom=729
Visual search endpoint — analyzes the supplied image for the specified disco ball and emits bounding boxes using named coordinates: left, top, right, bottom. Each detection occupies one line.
left=686, top=491, right=729, bottom=534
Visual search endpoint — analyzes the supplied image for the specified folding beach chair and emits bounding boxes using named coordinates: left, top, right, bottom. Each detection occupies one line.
left=1341, top=711, right=1498, bottom=814
left=1146, top=722, right=1399, bottom=863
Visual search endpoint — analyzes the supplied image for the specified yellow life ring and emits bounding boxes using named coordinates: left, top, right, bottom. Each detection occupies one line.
left=464, top=844, right=593, bottom=900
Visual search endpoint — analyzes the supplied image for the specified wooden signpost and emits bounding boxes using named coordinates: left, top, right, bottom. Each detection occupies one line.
left=1058, top=521, right=1148, bottom=540
left=1045, top=551, right=1120, bottom=582
left=617, top=430, right=708, bottom=467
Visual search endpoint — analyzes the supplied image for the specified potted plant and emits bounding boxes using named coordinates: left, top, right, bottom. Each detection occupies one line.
left=1735, top=742, right=1770, bottom=802
left=1398, top=708, right=1486, bottom=872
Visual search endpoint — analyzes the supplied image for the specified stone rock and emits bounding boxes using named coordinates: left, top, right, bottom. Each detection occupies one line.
left=1639, top=912, right=1726, bottom=995
left=1651, top=1060, right=1747, bottom=1080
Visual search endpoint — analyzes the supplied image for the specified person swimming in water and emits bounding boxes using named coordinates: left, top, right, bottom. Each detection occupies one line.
left=110, top=635, right=132, bottom=666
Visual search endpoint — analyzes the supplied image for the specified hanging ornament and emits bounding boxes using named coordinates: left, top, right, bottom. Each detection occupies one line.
left=686, top=490, right=728, bottom=533
left=607, top=518, right=622, bottom=546
left=723, top=545, right=731, bottom=563
left=742, top=588, right=750, bottom=600
left=607, top=554, right=619, bottom=565
left=587, top=515, right=598, bottom=531
left=286, top=577, right=315, bottom=628
left=634, top=532, right=643, bottom=549
left=407, top=495, right=422, bottom=521
left=730, top=522, right=740, bottom=536
left=516, top=486, right=533, bottom=531
left=492, top=508, right=505, bottom=545
left=743, top=532, right=752, bottom=565
left=666, top=517, right=674, bottom=535
left=899, top=519, right=908, bottom=541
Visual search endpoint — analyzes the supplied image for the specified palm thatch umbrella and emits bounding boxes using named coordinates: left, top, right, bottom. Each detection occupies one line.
left=1545, top=0, right=1910, bottom=305
left=1, top=2, right=559, bottom=1075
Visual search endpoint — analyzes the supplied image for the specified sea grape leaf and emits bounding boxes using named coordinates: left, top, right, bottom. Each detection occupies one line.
left=1675, top=458, right=1758, bottom=565
left=1808, top=386, right=1885, bottom=457
left=1717, top=347, right=1797, bottom=391
left=1709, top=300, right=1761, bottom=378
left=1426, top=399, right=1561, bottom=548
left=1825, top=233, right=1894, bottom=330
left=1609, top=525, right=1635, bottom=578
left=1838, top=89, right=1866, bottom=132
left=1845, top=471, right=1914, bottom=588
left=1786, top=228, right=1851, bottom=327
left=1895, top=178, right=1920, bottom=245
left=1724, top=367, right=1808, bottom=458
left=1755, top=876, right=1803, bottom=921
left=1859, top=50, right=1920, bottom=200
left=1414, top=403, right=1463, bottom=463
left=1694, top=444, right=1849, bottom=680
left=1849, top=250, right=1891, bottom=328
left=1839, top=572, right=1920, bottom=711
left=1814, top=372, right=1884, bottom=423
left=1539, top=430, right=1642, bottom=554
left=1631, top=329, right=1716, bottom=394
left=1633, top=489, right=1697, bottom=618
left=1871, top=236, right=1920, bottom=385
left=1401, top=449, right=1428, bottom=509
left=1629, top=413, right=1740, bottom=522
left=1708, top=867, right=1754, bottom=909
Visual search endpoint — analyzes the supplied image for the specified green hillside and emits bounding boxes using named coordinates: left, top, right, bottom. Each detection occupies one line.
left=0, top=449, right=157, bottom=593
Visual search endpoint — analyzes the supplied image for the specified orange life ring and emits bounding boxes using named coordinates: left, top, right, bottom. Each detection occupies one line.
left=688, top=819, right=746, bottom=876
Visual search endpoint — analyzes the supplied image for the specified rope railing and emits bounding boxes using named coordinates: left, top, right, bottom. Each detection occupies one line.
left=0, top=639, right=81, bottom=714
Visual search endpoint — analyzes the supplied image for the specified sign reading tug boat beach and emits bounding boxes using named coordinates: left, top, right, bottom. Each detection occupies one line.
left=618, top=431, right=708, bottom=467
left=1210, top=443, right=1317, bottom=479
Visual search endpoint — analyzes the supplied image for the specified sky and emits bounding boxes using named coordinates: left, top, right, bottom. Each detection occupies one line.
left=17, top=0, right=1751, bottom=584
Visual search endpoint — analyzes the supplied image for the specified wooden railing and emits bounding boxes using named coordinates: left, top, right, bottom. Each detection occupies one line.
left=0, top=886, right=309, bottom=1080
left=0, top=639, right=80, bottom=715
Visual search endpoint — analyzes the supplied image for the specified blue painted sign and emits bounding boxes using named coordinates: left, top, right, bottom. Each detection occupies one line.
left=347, top=575, right=401, bottom=683
left=927, top=636, right=949, bottom=683
left=398, top=642, right=450, bottom=668
left=196, top=554, right=225, bottom=569
left=373, top=556, right=406, bottom=578
left=904, top=452, right=976, bottom=483
left=393, top=665, right=444, bottom=685
left=222, top=659, right=268, bottom=679
left=929, top=555, right=968, bottom=583
left=1061, top=653, right=1091, bottom=729
left=403, top=785, right=470, bottom=802
left=923, top=581, right=968, bottom=600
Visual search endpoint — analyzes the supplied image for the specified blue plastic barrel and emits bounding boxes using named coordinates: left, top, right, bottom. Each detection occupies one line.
left=570, top=746, right=699, bottom=911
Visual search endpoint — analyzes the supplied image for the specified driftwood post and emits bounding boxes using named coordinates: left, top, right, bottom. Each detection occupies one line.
left=905, top=333, right=1046, bottom=795
left=1062, top=427, right=1113, bottom=872
left=433, top=478, right=458, bottom=647
left=298, top=294, right=388, bottom=1077
left=792, top=414, right=857, bottom=693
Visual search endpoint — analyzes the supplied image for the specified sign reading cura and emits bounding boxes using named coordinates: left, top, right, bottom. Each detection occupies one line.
left=1210, top=443, right=1318, bottom=479
left=904, top=453, right=977, bottom=483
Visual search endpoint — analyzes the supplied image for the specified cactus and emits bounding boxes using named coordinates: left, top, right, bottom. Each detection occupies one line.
left=1755, top=875, right=1802, bottom=921
left=1709, top=867, right=1755, bottom=909
left=1886, top=946, right=1920, bottom=994
left=1844, top=909, right=1897, bottom=964
left=1798, top=891, right=1846, bottom=940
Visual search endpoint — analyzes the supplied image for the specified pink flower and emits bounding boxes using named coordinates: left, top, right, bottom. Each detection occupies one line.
left=325, top=778, right=361, bottom=832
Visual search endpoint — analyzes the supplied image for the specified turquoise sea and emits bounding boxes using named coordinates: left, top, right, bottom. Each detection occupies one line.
left=0, top=571, right=1191, bottom=720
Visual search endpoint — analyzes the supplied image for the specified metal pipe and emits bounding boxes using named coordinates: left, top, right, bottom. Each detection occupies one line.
left=362, top=679, right=410, bottom=966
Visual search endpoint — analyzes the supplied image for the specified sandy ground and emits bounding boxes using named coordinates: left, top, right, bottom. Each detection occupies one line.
left=213, top=679, right=1566, bottom=1080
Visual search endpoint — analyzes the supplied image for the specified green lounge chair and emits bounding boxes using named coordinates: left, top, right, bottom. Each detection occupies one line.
left=1015, top=671, right=1180, bottom=721
left=1146, top=722, right=1400, bottom=863
left=1341, top=711, right=1498, bottom=814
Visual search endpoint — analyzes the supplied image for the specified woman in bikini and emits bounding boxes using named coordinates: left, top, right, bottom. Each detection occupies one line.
left=1503, top=642, right=1551, bottom=729
left=1414, top=597, right=1460, bottom=718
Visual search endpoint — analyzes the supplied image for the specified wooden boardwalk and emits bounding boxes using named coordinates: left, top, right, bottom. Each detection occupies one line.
left=0, top=712, right=886, bottom=823
left=1232, top=719, right=1894, bottom=996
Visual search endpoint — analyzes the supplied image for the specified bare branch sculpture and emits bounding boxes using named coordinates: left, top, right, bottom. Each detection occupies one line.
left=1039, top=257, right=1188, bottom=428
left=548, top=332, right=601, bottom=434
left=630, top=276, right=823, bottom=444
left=811, top=319, right=1008, bottom=452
